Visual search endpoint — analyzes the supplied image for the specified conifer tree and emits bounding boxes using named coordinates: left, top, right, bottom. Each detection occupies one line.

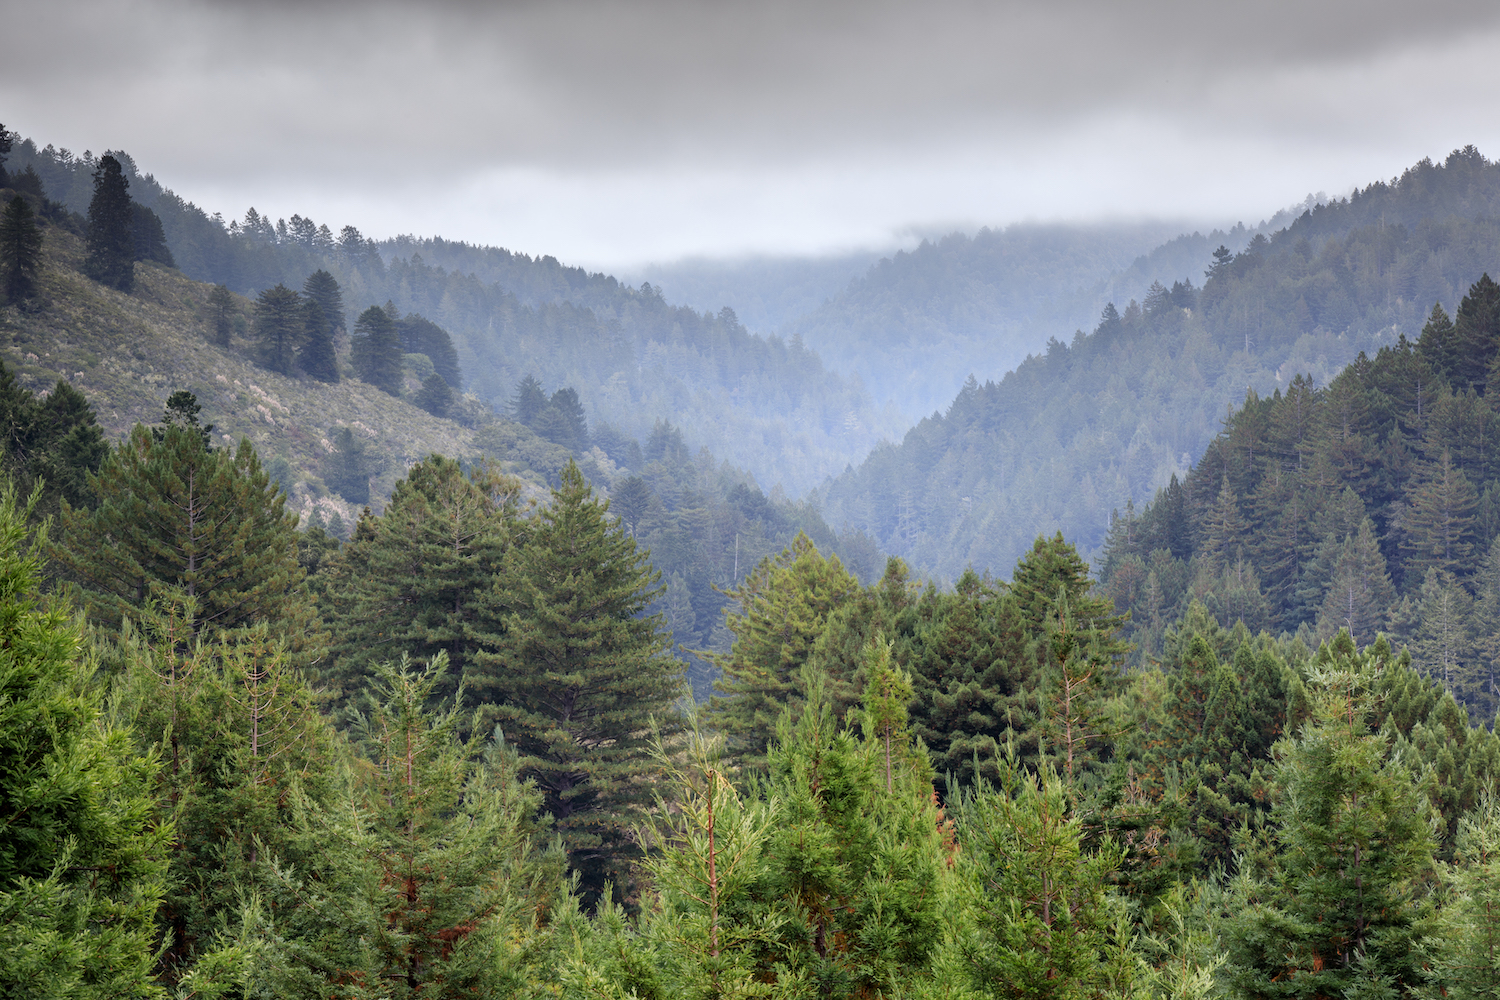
left=206, top=283, right=234, bottom=348
left=252, top=653, right=563, bottom=999
left=253, top=283, right=302, bottom=375
left=395, top=312, right=461, bottom=390
left=1454, top=273, right=1500, bottom=395
left=1389, top=567, right=1479, bottom=697
left=475, top=461, right=683, bottom=896
left=511, top=374, right=547, bottom=426
left=318, top=455, right=521, bottom=704
left=297, top=296, right=338, bottom=383
left=704, top=532, right=860, bottom=770
left=299, top=269, right=344, bottom=340
left=129, top=202, right=173, bottom=267
left=350, top=304, right=403, bottom=394
left=1316, top=516, right=1397, bottom=644
left=414, top=371, right=453, bottom=416
left=0, top=485, right=170, bottom=998
left=1223, top=635, right=1438, bottom=998
left=322, top=425, right=372, bottom=504
left=1426, top=792, right=1500, bottom=999
left=53, top=421, right=320, bottom=659
left=1, top=194, right=43, bottom=305
left=84, top=154, right=134, bottom=291
left=1404, top=448, right=1480, bottom=583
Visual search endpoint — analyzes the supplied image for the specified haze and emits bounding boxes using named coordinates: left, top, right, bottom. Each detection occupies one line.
left=5, top=0, right=1500, bottom=270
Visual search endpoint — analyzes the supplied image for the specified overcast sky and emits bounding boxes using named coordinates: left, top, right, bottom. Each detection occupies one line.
left=6, top=0, right=1500, bottom=269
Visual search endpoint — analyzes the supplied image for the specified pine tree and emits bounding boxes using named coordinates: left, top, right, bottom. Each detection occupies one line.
left=300, top=269, right=344, bottom=340
left=1389, top=567, right=1478, bottom=698
left=0, top=485, right=171, bottom=998
left=84, top=154, right=134, bottom=291
left=350, top=304, right=403, bottom=394
left=1223, top=635, right=1438, bottom=998
left=1426, top=792, right=1500, bottom=999
left=252, top=653, right=563, bottom=999
left=511, top=374, right=547, bottom=426
left=129, top=202, right=174, bottom=267
left=253, top=283, right=302, bottom=375
left=414, top=372, right=453, bottom=416
left=1454, top=273, right=1500, bottom=395
left=52, top=422, right=321, bottom=659
left=297, top=296, right=338, bottom=383
left=1, top=195, right=43, bottom=305
left=475, top=461, right=683, bottom=896
left=322, top=425, right=373, bottom=504
left=206, top=284, right=234, bottom=348
left=1316, top=516, right=1397, bottom=645
left=318, top=455, right=521, bottom=704
left=1404, top=448, right=1480, bottom=582
left=704, top=532, right=861, bottom=770
left=395, top=312, right=461, bottom=390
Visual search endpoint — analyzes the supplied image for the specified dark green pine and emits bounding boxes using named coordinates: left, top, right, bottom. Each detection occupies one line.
left=474, top=460, right=684, bottom=897
left=84, top=154, right=134, bottom=291
left=351, top=304, right=403, bottom=395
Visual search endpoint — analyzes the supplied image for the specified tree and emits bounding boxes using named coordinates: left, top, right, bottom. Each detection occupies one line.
left=611, top=476, right=651, bottom=537
left=350, top=304, right=403, bottom=394
left=129, top=203, right=174, bottom=267
left=1223, top=635, right=1438, bottom=998
left=704, top=532, right=861, bottom=770
left=1404, top=448, right=1480, bottom=583
left=252, top=653, right=563, bottom=999
left=322, top=425, right=373, bottom=504
left=1426, top=793, right=1500, bottom=1000
left=298, top=296, right=338, bottom=383
left=206, top=284, right=234, bottom=348
left=414, top=372, right=453, bottom=416
left=52, top=421, right=320, bottom=659
left=300, top=269, right=344, bottom=340
left=0, top=363, right=108, bottom=519
left=474, top=461, right=684, bottom=898
left=0, top=484, right=171, bottom=999
left=1, top=195, right=43, bottom=305
left=318, top=455, right=521, bottom=704
left=253, top=283, right=302, bottom=375
left=396, top=312, right=461, bottom=390
left=1316, top=516, right=1397, bottom=645
left=84, top=154, right=134, bottom=291
left=511, top=374, right=547, bottom=426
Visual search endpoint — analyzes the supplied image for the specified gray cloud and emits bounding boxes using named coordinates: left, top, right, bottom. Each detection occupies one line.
left=5, top=0, right=1499, bottom=265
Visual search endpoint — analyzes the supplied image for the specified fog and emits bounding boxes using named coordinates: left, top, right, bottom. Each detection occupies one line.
left=5, top=0, right=1500, bottom=268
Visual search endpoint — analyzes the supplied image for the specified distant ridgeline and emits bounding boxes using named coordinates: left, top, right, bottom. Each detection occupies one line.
left=821, top=146, right=1500, bottom=586
left=7, top=138, right=901, bottom=495
left=1098, top=269, right=1500, bottom=720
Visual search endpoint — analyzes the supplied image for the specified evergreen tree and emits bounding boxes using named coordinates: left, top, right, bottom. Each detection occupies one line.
left=1389, top=567, right=1479, bottom=697
left=52, top=422, right=321, bottom=659
left=298, top=296, right=338, bottom=383
left=0, top=364, right=109, bottom=519
left=84, top=154, right=134, bottom=291
left=253, top=283, right=302, bottom=376
left=0, top=485, right=171, bottom=999
left=350, top=304, right=403, bottom=394
left=322, top=425, right=372, bottom=504
left=704, top=532, right=861, bottom=770
left=1425, top=792, right=1500, bottom=1000
left=511, top=374, right=547, bottom=426
left=129, top=202, right=173, bottom=267
left=414, top=371, right=453, bottom=416
left=395, top=312, right=461, bottom=390
left=1, top=195, right=43, bottom=305
left=1404, top=448, right=1481, bottom=583
left=205, top=284, right=234, bottom=348
left=318, top=455, right=521, bottom=704
left=474, top=461, right=684, bottom=898
left=1224, top=635, right=1438, bottom=998
left=299, top=269, right=344, bottom=340
left=253, top=653, right=563, bottom=999
left=1316, top=516, right=1398, bottom=645
left=1454, top=273, right=1500, bottom=395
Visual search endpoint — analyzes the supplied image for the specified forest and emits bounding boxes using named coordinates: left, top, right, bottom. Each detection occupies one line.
left=12, top=126, right=1500, bottom=999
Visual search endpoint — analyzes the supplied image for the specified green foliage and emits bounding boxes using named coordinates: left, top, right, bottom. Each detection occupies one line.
left=253, top=283, right=302, bottom=376
left=52, top=421, right=322, bottom=661
left=205, top=283, right=234, bottom=348
left=414, top=371, right=453, bottom=416
left=477, top=461, right=684, bottom=898
left=350, top=304, right=403, bottom=395
left=130, top=202, right=174, bottom=267
left=0, top=361, right=109, bottom=520
left=0, top=484, right=170, bottom=998
left=322, top=425, right=374, bottom=503
left=1, top=194, right=43, bottom=304
left=1223, top=634, right=1439, bottom=998
left=84, top=153, right=133, bottom=291
left=250, top=652, right=564, bottom=999
left=318, top=454, right=521, bottom=703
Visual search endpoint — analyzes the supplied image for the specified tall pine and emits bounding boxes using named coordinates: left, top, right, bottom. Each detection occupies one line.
left=84, top=154, right=133, bottom=292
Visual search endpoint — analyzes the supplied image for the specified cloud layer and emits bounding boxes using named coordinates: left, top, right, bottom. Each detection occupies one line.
left=6, top=0, right=1500, bottom=266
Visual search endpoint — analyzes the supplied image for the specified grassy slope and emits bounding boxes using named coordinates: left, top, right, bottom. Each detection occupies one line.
left=0, top=215, right=559, bottom=525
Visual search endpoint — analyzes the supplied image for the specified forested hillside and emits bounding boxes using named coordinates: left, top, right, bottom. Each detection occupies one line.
left=784, top=220, right=1231, bottom=418
left=8, top=138, right=904, bottom=494
left=822, top=147, right=1500, bottom=583
left=1099, top=269, right=1500, bottom=721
